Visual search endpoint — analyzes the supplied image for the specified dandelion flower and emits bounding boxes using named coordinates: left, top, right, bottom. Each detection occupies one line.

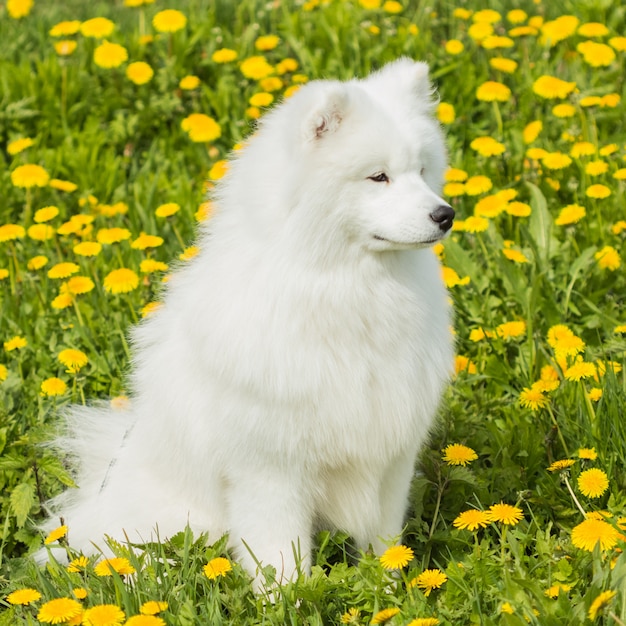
left=180, top=246, right=199, bottom=261
left=445, top=168, right=468, bottom=183
left=11, top=163, right=50, bottom=188
left=542, top=152, right=572, bottom=170
left=126, top=61, right=154, bottom=85
left=94, top=42, right=128, bottom=69
left=94, top=557, right=136, bottom=576
left=179, top=75, right=200, bottom=90
left=442, top=443, right=477, bottom=466
left=577, top=41, right=615, bottom=67
left=181, top=113, right=221, bottom=143
left=7, top=137, right=34, bottom=155
left=37, top=598, right=82, bottom=624
left=48, top=262, right=79, bottom=279
left=152, top=9, right=187, bottom=32
left=140, top=601, right=168, bottom=615
left=409, top=569, right=448, bottom=596
left=44, top=524, right=68, bottom=544
left=571, top=518, right=620, bottom=551
left=41, top=377, right=67, bottom=396
left=82, top=604, right=125, bottom=626
left=67, top=556, right=90, bottom=572
left=54, top=40, right=77, bottom=56
left=495, top=320, right=526, bottom=339
left=52, top=294, right=74, bottom=309
left=380, top=544, right=414, bottom=569
left=240, top=55, right=274, bottom=80
left=553, top=103, right=576, bottom=118
left=0, top=365, right=8, bottom=382
left=545, top=583, right=572, bottom=598
left=540, top=15, right=579, bottom=46
left=470, top=136, right=505, bottom=156
left=104, top=268, right=139, bottom=294
left=249, top=92, right=274, bottom=107
left=519, top=387, right=548, bottom=410
left=476, top=81, right=511, bottom=102
left=555, top=204, right=585, bottom=226
left=4, top=336, right=27, bottom=351
left=131, top=233, right=164, bottom=250
left=507, top=9, right=527, bottom=23
left=80, top=17, right=115, bottom=38
left=588, top=590, right=617, bottom=620
left=371, top=608, right=401, bottom=624
left=64, top=276, right=95, bottom=295
left=49, top=20, right=81, bottom=36
left=0, top=224, right=26, bottom=242
left=586, top=184, right=611, bottom=199
left=58, top=349, right=88, bottom=373
left=49, top=178, right=78, bottom=192
left=209, top=160, right=229, bottom=180
left=453, top=509, right=490, bottom=531
left=74, top=241, right=102, bottom=257
left=6, top=588, right=42, bottom=605
left=548, top=459, right=576, bottom=472
left=564, top=361, right=596, bottom=381
left=255, top=35, right=280, bottom=51
left=503, top=248, right=529, bottom=263
left=212, top=48, right=238, bottom=63
left=594, top=246, right=620, bottom=270
left=140, top=260, right=168, bottom=274
left=441, top=266, right=470, bottom=287
left=155, top=203, right=180, bottom=218
left=486, top=503, right=523, bottom=525
left=445, top=39, right=464, bottom=54
left=533, top=76, right=576, bottom=99
left=406, top=619, right=439, bottom=626
left=126, top=617, right=166, bottom=626
left=523, top=121, right=542, bottom=144
left=96, top=227, right=131, bottom=244
left=464, top=175, right=493, bottom=195
left=203, top=557, right=232, bottom=579
left=578, top=468, right=609, bottom=498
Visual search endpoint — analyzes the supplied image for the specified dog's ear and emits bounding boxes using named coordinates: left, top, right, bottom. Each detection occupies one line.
left=368, top=58, right=435, bottom=111
left=303, top=86, right=350, bottom=142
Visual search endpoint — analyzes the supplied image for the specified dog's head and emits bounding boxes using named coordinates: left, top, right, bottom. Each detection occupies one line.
left=288, top=59, right=453, bottom=252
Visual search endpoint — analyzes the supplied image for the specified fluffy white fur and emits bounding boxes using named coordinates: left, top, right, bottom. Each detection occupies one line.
left=43, top=58, right=454, bottom=585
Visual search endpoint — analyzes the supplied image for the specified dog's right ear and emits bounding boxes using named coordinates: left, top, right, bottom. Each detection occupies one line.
left=303, top=87, right=350, bottom=142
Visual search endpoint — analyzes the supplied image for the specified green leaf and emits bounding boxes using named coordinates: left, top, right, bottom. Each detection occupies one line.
left=10, top=482, right=36, bottom=528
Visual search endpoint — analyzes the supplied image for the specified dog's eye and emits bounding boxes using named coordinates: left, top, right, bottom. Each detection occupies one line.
left=420, top=167, right=426, bottom=176
left=368, top=172, right=389, bottom=183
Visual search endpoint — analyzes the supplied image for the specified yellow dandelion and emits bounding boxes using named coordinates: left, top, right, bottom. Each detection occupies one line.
left=181, top=113, right=221, bottom=143
left=179, top=75, right=200, bottom=90
left=209, top=159, right=229, bottom=180
left=371, top=607, right=401, bottom=624
left=507, top=9, right=527, bottom=23
left=97, top=227, right=132, bottom=244
left=610, top=36, right=626, bottom=51
left=240, top=55, right=274, bottom=80
left=48, top=262, right=79, bottom=279
left=540, top=15, right=579, bottom=46
left=577, top=40, right=616, bottom=67
left=379, top=544, right=414, bottom=569
left=542, top=152, right=572, bottom=170
left=54, top=40, right=77, bottom=56
left=445, top=168, right=468, bottom=182
left=212, top=48, right=238, bottom=63
left=519, top=387, right=549, bottom=410
left=141, top=302, right=162, bottom=318
left=502, top=248, right=529, bottom=263
left=7, top=0, right=34, bottom=19
left=555, top=204, right=585, bottom=226
left=564, top=360, right=596, bottom=381
left=406, top=619, right=439, bottom=626
left=131, top=232, right=164, bottom=250
left=58, top=349, right=88, bottom=373
left=179, top=246, right=199, bottom=261
left=436, top=102, right=455, bottom=124
left=94, top=557, right=136, bottom=576
left=548, top=459, right=576, bottom=472
left=594, top=246, right=620, bottom=270
left=501, top=603, right=515, bottom=614
left=140, top=260, right=168, bottom=274
left=588, top=590, right=617, bottom=620
left=553, top=103, right=576, bottom=118
left=11, top=163, right=50, bottom=188
left=67, top=556, right=89, bottom=572
left=249, top=92, right=274, bottom=107
left=6, top=588, right=42, bottom=605
left=152, top=9, right=187, bottom=33
left=140, top=601, right=168, bottom=615
left=203, top=557, right=232, bottom=579
left=82, top=604, right=125, bottom=626
left=523, top=121, right=542, bottom=144
left=443, top=182, right=465, bottom=196
left=586, top=184, right=611, bottom=199
left=37, top=598, right=82, bottom=624
left=341, top=608, right=361, bottom=624
left=126, top=61, right=154, bottom=85
left=52, top=293, right=74, bottom=309
left=41, top=377, right=67, bottom=396
left=104, top=268, right=139, bottom=294
left=545, top=583, right=572, bottom=598
left=454, top=355, right=477, bottom=374
left=80, top=17, right=114, bottom=38
left=570, top=141, right=596, bottom=158
left=4, top=336, right=27, bottom=351
left=64, top=276, right=95, bottom=295
left=73, top=241, right=102, bottom=257
left=470, top=136, right=505, bottom=157
left=486, top=503, right=523, bottom=525
left=0, top=224, right=26, bottom=242
left=28, top=224, right=55, bottom=241
left=571, top=518, right=620, bottom=551
left=0, top=364, right=8, bottom=382
left=44, top=524, right=68, bottom=544
left=409, top=569, right=448, bottom=596
left=155, top=202, right=181, bottom=218
left=94, top=42, right=128, bottom=69
left=445, top=39, right=464, bottom=54
left=464, top=175, right=493, bottom=195
left=476, top=81, right=511, bottom=102
left=7, top=137, right=34, bottom=155
left=49, top=20, right=81, bottom=37
left=481, top=35, right=514, bottom=49
left=585, top=160, right=608, bottom=176
left=533, top=75, right=576, bottom=99
left=125, top=616, right=166, bottom=626
left=495, top=321, right=526, bottom=339
left=255, top=35, right=280, bottom=51
left=578, top=468, right=609, bottom=498
left=442, top=443, right=477, bottom=466
left=578, top=448, right=598, bottom=460
left=441, top=266, right=470, bottom=288
left=453, top=509, right=490, bottom=531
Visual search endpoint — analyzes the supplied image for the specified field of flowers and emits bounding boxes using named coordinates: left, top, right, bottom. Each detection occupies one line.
left=1, top=0, right=625, bottom=623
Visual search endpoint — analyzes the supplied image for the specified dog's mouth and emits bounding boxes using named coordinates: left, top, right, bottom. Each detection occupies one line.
left=373, top=234, right=441, bottom=247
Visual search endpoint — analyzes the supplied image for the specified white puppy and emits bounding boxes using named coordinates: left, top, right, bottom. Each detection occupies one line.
left=44, top=58, right=454, bottom=585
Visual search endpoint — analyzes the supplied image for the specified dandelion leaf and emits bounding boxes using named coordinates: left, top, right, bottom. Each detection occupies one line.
left=10, top=482, right=36, bottom=528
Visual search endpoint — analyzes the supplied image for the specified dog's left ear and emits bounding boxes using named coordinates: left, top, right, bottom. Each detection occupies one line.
left=368, top=58, right=435, bottom=110
left=303, top=85, right=351, bottom=142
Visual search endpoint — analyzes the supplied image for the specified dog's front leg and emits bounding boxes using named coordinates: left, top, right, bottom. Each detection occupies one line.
left=225, top=463, right=312, bottom=591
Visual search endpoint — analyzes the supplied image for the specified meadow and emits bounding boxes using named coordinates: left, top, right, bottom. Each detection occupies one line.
left=1, top=0, right=625, bottom=623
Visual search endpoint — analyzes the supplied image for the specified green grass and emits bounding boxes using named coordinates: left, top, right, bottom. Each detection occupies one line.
left=1, top=0, right=626, bottom=624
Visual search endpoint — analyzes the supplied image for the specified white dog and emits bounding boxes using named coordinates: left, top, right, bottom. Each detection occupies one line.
left=44, top=58, right=454, bottom=585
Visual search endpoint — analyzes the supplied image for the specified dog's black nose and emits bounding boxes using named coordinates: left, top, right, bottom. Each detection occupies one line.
left=429, top=205, right=455, bottom=232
